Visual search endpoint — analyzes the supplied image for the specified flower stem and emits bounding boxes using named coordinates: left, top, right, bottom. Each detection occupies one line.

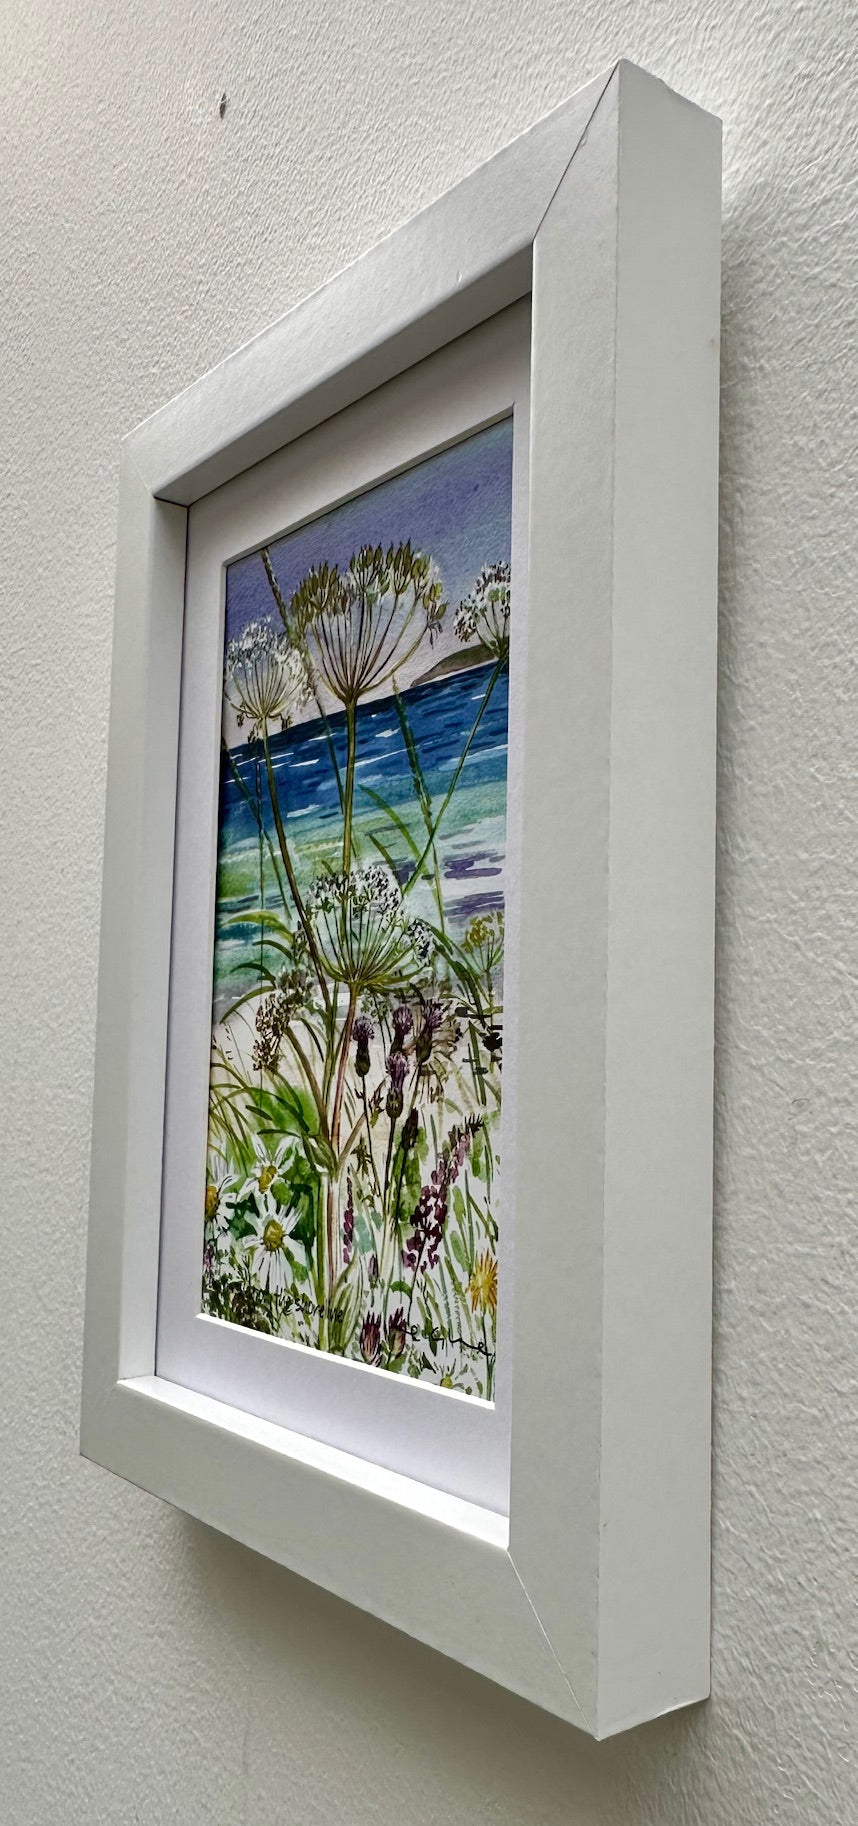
left=325, top=990, right=357, bottom=1296
left=392, top=1065, right=422, bottom=1228
left=282, top=1030, right=328, bottom=1136
left=330, top=991, right=357, bottom=1151
left=382, top=1117, right=397, bottom=1216
left=482, top=1315, right=493, bottom=1398
left=261, top=727, right=331, bottom=1016
left=402, top=657, right=505, bottom=896
left=361, top=1080, right=381, bottom=1197
left=342, top=697, right=357, bottom=873
left=405, top=1237, right=426, bottom=1328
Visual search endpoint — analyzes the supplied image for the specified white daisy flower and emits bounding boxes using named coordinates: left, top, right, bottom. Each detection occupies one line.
left=204, top=1159, right=238, bottom=1235
left=238, top=1133, right=296, bottom=1203
left=243, top=1189, right=301, bottom=1294
left=203, top=1161, right=239, bottom=1269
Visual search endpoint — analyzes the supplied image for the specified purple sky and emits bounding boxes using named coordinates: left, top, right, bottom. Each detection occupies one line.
left=224, top=416, right=513, bottom=648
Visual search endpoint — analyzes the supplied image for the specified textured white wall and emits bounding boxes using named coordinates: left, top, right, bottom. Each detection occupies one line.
left=1, top=1, right=856, bottom=1819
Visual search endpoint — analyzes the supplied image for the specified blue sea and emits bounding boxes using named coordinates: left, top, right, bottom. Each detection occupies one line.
left=212, top=662, right=509, bottom=1015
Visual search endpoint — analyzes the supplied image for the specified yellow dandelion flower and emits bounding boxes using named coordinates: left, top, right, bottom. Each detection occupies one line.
left=468, top=1251, right=498, bottom=1316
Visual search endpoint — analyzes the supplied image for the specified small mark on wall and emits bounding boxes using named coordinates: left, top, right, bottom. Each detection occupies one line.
left=219, top=91, right=228, bottom=120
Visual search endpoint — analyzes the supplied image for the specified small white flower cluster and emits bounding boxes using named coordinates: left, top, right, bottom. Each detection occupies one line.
left=413, top=556, right=446, bottom=644
left=410, top=919, right=433, bottom=966
left=225, top=618, right=293, bottom=675
left=453, top=562, right=511, bottom=656
left=224, top=617, right=310, bottom=739
left=306, top=864, right=435, bottom=990
left=308, top=862, right=403, bottom=919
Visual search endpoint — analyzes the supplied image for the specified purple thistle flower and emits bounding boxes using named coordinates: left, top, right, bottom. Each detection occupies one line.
left=391, top=1004, right=413, bottom=1050
left=353, top=1013, right=374, bottom=1079
left=359, top=1311, right=382, bottom=1366
left=386, top=1308, right=407, bottom=1362
left=386, top=1048, right=408, bottom=1119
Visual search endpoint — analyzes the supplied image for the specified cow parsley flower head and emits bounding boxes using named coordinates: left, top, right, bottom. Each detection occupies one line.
left=266, top=541, right=448, bottom=706
left=453, top=562, right=511, bottom=661
left=307, top=864, right=433, bottom=993
left=463, top=908, right=505, bottom=976
left=224, top=618, right=310, bottom=739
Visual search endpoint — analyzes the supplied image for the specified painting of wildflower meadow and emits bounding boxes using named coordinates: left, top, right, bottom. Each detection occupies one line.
left=202, top=419, right=513, bottom=1399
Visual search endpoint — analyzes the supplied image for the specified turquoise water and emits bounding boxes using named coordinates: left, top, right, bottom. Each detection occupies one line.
left=212, top=661, right=509, bottom=1015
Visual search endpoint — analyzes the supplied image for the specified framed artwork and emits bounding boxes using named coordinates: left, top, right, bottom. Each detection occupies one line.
left=156, top=304, right=529, bottom=1512
left=81, top=60, right=721, bottom=1737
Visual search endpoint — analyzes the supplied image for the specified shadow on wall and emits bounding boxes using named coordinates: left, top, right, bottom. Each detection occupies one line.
left=180, top=1514, right=709, bottom=1820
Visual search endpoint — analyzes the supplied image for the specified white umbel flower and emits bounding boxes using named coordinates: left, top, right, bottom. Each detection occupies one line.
left=224, top=618, right=310, bottom=739
left=454, top=562, right=511, bottom=660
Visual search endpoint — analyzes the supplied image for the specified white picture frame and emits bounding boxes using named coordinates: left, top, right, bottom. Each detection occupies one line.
left=81, top=59, right=722, bottom=1737
left=158, top=301, right=532, bottom=1515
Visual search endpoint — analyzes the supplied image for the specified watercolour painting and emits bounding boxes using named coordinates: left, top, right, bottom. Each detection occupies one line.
left=201, top=419, right=513, bottom=1399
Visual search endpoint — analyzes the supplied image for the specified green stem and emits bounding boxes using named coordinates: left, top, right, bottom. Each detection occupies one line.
left=339, top=1110, right=369, bottom=1171
left=316, top=697, right=345, bottom=812
left=482, top=1315, right=494, bottom=1398
left=330, top=991, right=357, bottom=1151
left=360, top=1080, right=381, bottom=1197
left=223, top=740, right=288, bottom=913
left=392, top=1146, right=407, bottom=1233
left=314, top=1187, right=328, bottom=1351
left=342, top=697, right=357, bottom=873
left=392, top=1065, right=422, bottom=1228
left=382, top=1116, right=397, bottom=1216
left=432, top=851, right=446, bottom=936
left=393, top=690, right=445, bottom=928
left=281, top=1031, right=329, bottom=1136
left=402, top=658, right=505, bottom=897
left=256, top=757, right=264, bottom=986
left=325, top=990, right=358, bottom=1299
left=405, top=1237, right=426, bottom=1328
left=261, top=727, right=331, bottom=1017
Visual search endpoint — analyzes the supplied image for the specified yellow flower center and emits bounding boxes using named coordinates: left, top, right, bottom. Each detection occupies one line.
left=258, top=1163, right=277, bottom=1193
left=204, top=1184, right=219, bottom=1221
left=262, top=1218, right=284, bottom=1252
left=468, top=1251, right=498, bottom=1315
